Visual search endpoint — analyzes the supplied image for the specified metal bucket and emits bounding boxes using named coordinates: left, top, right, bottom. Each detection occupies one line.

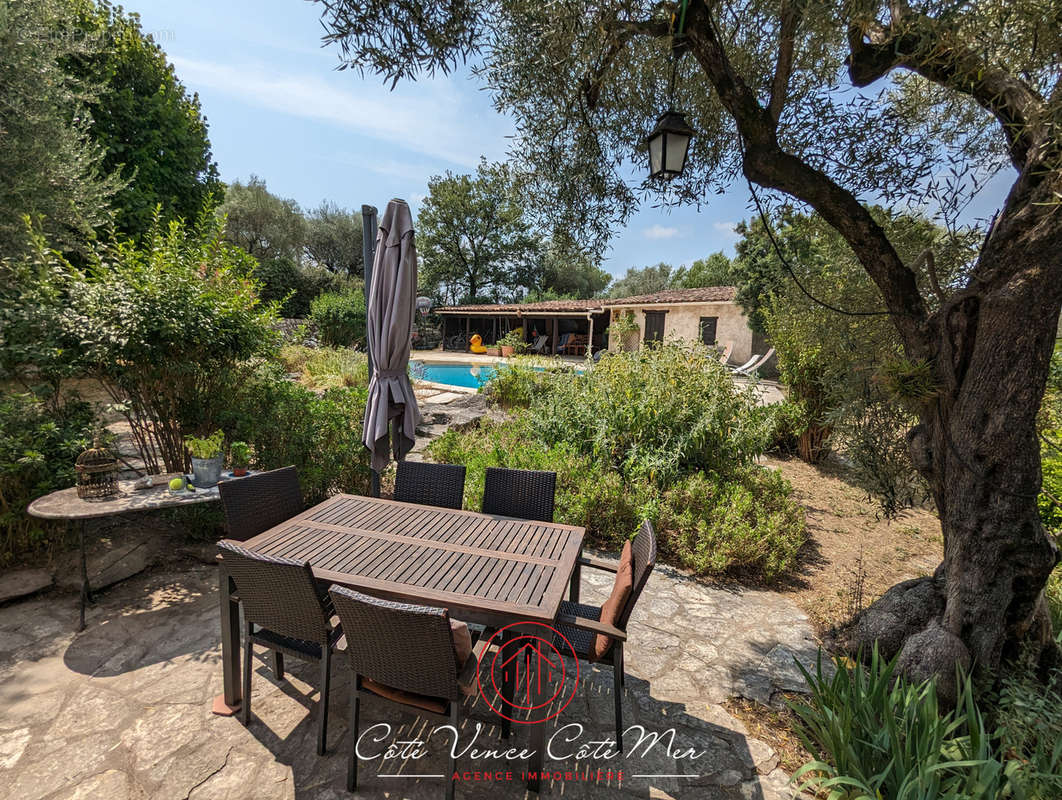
left=190, top=456, right=223, bottom=488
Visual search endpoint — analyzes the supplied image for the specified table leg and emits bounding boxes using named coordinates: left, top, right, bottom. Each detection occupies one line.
left=526, top=661, right=546, bottom=793
left=77, top=520, right=90, bottom=632
left=500, top=629, right=513, bottom=740
left=213, top=562, right=242, bottom=715
left=569, top=545, right=582, bottom=603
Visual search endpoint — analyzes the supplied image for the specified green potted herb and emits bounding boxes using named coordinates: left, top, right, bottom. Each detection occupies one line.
left=184, top=429, right=225, bottom=487
left=498, top=329, right=526, bottom=357
left=229, top=441, right=251, bottom=477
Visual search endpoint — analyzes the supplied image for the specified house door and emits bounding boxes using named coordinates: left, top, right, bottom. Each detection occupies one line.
left=699, top=316, right=718, bottom=346
left=643, top=311, right=667, bottom=344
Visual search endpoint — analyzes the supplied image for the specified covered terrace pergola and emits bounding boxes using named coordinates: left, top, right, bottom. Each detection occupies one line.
left=436, top=298, right=610, bottom=355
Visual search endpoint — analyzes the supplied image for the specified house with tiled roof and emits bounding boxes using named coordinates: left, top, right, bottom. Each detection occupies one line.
left=433, top=287, right=759, bottom=364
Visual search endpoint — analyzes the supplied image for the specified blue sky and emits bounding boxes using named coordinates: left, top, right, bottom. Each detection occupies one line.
left=125, top=0, right=749, bottom=279
left=126, top=0, right=1007, bottom=280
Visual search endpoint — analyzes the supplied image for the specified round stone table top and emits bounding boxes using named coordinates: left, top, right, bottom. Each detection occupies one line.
left=27, top=472, right=255, bottom=520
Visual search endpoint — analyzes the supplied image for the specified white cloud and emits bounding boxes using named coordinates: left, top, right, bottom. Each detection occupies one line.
left=171, top=56, right=510, bottom=168
left=712, top=221, right=740, bottom=240
left=644, top=224, right=679, bottom=240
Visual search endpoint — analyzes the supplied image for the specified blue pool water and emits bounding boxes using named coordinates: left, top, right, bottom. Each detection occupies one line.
left=410, top=361, right=498, bottom=389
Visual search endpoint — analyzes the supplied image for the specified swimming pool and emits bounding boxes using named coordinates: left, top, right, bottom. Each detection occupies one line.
left=410, top=361, right=498, bottom=389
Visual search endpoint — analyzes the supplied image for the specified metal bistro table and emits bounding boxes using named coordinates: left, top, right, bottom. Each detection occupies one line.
left=218, top=493, right=586, bottom=792
left=28, top=472, right=254, bottom=631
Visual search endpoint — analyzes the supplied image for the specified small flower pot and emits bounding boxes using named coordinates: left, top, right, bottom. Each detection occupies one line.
left=232, top=466, right=248, bottom=477
left=499, top=346, right=514, bottom=357
left=485, top=347, right=501, bottom=357
left=190, top=455, right=223, bottom=488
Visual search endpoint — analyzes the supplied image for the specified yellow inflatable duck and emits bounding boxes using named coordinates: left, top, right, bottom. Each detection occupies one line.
left=469, top=333, right=487, bottom=354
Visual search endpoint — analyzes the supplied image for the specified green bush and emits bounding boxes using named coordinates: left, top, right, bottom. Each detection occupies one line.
left=0, top=392, right=96, bottom=564
left=429, top=416, right=805, bottom=579
left=277, top=345, right=368, bottom=390
left=61, top=212, right=278, bottom=472
left=220, top=366, right=371, bottom=505
left=255, top=258, right=336, bottom=318
left=791, top=647, right=1062, bottom=799
left=484, top=362, right=566, bottom=409
left=528, top=343, right=773, bottom=486
left=309, top=290, right=367, bottom=347
left=659, top=468, right=806, bottom=581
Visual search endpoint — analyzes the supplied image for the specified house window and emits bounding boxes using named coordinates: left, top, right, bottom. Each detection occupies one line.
left=699, top=316, right=718, bottom=347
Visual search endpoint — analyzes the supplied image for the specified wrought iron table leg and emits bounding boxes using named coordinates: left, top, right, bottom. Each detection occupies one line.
left=77, top=519, right=90, bottom=631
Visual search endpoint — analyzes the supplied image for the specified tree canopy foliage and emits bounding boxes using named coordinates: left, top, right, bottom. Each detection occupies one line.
left=0, top=0, right=124, bottom=257
left=417, top=159, right=539, bottom=303
left=69, top=0, right=222, bottom=241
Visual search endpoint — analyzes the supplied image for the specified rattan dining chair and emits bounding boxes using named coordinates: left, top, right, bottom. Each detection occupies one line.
left=218, top=465, right=303, bottom=541
left=217, top=541, right=342, bottom=755
left=554, top=520, right=657, bottom=750
left=393, top=461, right=466, bottom=510
left=481, top=466, right=556, bottom=522
left=328, top=585, right=485, bottom=799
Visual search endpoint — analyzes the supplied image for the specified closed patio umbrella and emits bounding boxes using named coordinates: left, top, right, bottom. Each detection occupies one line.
left=362, top=199, right=422, bottom=474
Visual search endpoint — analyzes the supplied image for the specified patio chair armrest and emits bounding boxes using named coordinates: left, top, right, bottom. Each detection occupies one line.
left=555, top=614, right=627, bottom=643
left=576, top=554, right=619, bottom=573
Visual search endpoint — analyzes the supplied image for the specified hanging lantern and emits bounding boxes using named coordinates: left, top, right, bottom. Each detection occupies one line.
left=75, top=435, right=119, bottom=499
left=647, top=110, right=694, bottom=180
left=416, top=296, right=433, bottom=317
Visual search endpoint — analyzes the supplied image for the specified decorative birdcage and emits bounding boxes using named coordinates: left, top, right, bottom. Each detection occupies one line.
left=75, top=436, right=119, bottom=499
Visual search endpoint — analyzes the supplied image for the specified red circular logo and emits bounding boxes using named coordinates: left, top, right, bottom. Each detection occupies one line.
left=476, top=621, right=579, bottom=725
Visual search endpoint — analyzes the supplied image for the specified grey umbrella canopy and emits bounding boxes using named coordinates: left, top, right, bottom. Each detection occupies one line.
left=362, top=199, right=422, bottom=472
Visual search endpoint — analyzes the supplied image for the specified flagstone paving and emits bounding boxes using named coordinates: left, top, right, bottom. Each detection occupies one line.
left=0, top=552, right=816, bottom=799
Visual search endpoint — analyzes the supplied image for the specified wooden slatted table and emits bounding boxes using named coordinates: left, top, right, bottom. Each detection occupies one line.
left=216, top=494, right=585, bottom=791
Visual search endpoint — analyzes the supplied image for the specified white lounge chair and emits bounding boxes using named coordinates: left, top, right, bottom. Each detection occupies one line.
left=530, top=335, right=548, bottom=354
left=733, top=348, right=775, bottom=376
left=718, top=342, right=733, bottom=364
left=729, top=354, right=760, bottom=374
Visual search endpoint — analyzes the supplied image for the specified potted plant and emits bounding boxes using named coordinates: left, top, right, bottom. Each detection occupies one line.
left=608, top=313, right=641, bottom=352
left=184, top=429, right=225, bottom=488
left=497, top=329, right=526, bottom=357
left=229, top=441, right=251, bottom=477
left=485, top=344, right=502, bottom=357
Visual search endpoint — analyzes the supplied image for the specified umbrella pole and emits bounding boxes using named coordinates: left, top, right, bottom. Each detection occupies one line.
left=362, top=204, right=381, bottom=498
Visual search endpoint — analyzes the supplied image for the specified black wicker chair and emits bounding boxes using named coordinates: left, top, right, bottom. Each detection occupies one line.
left=217, top=541, right=342, bottom=755
left=218, top=465, right=303, bottom=541
left=329, top=586, right=486, bottom=799
left=393, top=461, right=466, bottom=510
left=554, top=520, right=657, bottom=750
left=481, top=466, right=556, bottom=522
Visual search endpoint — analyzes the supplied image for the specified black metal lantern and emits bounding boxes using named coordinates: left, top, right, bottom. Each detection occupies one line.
left=647, top=110, right=694, bottom=180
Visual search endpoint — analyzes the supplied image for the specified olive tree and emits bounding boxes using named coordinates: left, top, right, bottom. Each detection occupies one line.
left=312, top=0, right=1062, bottom=683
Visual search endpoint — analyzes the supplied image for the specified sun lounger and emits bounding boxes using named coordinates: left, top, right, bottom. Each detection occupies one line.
left=733, top=348, right=775, bottom=376
left=718, top=342, right=733, bottom=364
left=530, top=335, right=549, bottom=354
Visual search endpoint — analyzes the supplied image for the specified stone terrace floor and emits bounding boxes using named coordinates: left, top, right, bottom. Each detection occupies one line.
left=0, top=553, right=817, bottom=800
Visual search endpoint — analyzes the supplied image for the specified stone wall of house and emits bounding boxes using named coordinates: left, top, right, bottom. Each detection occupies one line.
left=606, top=301, right=755, bottom=364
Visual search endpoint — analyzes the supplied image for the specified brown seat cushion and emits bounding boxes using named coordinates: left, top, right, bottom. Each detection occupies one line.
left=590, top=540, right=633, bottom=660
left=362, top=678, right=448, bottom=714
left=360, top=618, right=475, bottom=712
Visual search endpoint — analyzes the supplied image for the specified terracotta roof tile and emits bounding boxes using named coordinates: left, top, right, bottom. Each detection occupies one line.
left=435, top=286, right=737, bottom=314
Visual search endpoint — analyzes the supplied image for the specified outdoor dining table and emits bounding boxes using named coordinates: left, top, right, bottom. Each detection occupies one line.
left=28, top=471, right=256, bottom=631
left=216, top=492, right=586, bottom=792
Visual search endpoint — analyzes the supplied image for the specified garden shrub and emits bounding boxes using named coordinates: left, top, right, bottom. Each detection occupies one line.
left=277, top=345, right=368, bottom=390
left=255, top=257, right=336, bottom=318
left=309, top=290, right=367, bottom=347
left=0, top=392, right=96, bottom=564
left=658, top=468, right=806, bottom=581
left=792, top=647, right=1062, bottom=799
left=62, top=212, right=278, bottom=472
left=429, top=414, right=805, bottom=579
left=528, top=343, right=774, bottom=486
left=220, top=366, right=371, bottom=504
left=484, top=362, right=567, bottom=409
